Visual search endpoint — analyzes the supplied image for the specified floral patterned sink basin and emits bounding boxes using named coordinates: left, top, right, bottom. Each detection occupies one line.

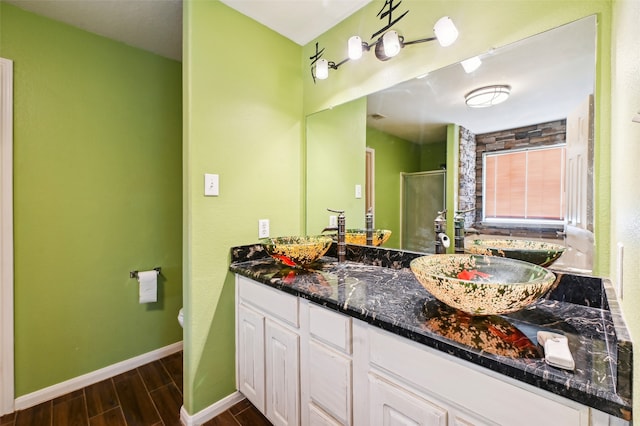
left=260, top=235, right=333, bottom=268
left=344, top=229, right=392, bottom=246
left=465, top=239, right=565, bottom=267
left=410, top=254, right=556, bottom=316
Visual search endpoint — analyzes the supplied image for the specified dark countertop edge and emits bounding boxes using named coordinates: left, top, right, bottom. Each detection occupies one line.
left=229, top=262, right=632, bottom=420
left=601, top=277, right=633, bottom=401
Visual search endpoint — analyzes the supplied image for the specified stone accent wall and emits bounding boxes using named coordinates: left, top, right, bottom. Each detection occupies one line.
left=474, top=120, right=567, bottom=225
left=458, top=126, right=476, bottom=228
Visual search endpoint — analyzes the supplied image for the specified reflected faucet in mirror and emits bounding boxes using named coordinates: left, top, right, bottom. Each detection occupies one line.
left=366, top=207, right=374, bottom=246
left=434, top=210, right=450, bottom=254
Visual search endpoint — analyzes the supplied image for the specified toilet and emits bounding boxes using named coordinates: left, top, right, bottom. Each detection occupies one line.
left=178, top=308, right=184, bottom=328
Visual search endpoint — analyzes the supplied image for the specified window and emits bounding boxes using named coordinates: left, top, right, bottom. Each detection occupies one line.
left=483, top=145, right=565, bottom=223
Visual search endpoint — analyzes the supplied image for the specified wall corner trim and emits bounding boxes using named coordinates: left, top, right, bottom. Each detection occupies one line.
left=180, top=391, right=245, bottom=426
left=13, top=341, right=183, bottom=411
left=0, top=57, right=14, bottom=417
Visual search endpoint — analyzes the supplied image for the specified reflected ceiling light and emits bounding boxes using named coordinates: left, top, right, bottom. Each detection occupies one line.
left=433, top=16, right=459, bottom=47
left=316, top=16, right=459, bottom=79
left=465, top=85, right=511, bottom=108
left=461, top=56, right=482, bottom=73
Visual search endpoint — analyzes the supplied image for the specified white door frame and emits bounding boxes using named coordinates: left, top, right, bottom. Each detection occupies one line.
left=0, top=57, right=15, bottom=416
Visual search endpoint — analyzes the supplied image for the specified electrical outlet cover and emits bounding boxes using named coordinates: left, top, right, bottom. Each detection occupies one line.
left=258, top=219, right=270, bottom=238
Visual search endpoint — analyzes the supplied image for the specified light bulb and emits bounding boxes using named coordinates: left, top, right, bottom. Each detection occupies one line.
left=315, top=59, right=329, bottom=80
left=382, top=31, right=401, bottom=58
left=434, top=16, right=458, bottom=47
left=348, top=36, right=363, bottom=60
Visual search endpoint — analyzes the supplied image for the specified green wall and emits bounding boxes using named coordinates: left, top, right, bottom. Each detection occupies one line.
left=307, top=98, right=367, bottom=233
left=184, top=0, right=303, bottom=414
left=0, top=3, right=183, bottom=396
left=611, top=0, right=640, bottom=418
left=420, top=141, right=447, bottom=171
left=366, top=127, right=421, bottom=248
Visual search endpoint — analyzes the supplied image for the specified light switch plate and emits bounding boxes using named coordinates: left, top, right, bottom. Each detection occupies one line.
left=258, top=219, right=270, bottom=238
left=329, top=215, right=337, bottom=227
left=204, top=173, right=219, bottom=196
left=355, top=184, right=362, bottom=199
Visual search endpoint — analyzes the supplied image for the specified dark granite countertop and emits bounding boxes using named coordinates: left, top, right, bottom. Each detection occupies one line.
left=229, top=243, right=632, bottom=421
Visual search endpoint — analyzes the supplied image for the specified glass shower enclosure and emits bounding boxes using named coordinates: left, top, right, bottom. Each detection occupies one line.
left=401, top=170, right=446, bottom=253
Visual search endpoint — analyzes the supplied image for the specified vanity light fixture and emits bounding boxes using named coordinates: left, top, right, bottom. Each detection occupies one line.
left=315, top=58, right=329, bottom=80
left=322, top=16, right=459, bottom=78
left=465, top=85, right=511, bottom=108
left=461, top=56, right=482, bottom=73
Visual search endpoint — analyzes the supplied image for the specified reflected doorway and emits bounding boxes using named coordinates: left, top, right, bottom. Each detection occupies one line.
left=365, top=148, right=375, bottom=220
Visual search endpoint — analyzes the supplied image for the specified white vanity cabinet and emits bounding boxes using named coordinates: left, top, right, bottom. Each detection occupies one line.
left=236, top=276, right=300, bottom=426
left=235, top=275, right=629, bottom=426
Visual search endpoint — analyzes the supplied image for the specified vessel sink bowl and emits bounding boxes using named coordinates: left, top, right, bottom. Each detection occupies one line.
left=343, top=229, right=392, bottom=246
left=465, top=239, right=565, bottom=267
left=260, top=235, right=333, bottom=268
left=410, top=254, right=556, bottom=316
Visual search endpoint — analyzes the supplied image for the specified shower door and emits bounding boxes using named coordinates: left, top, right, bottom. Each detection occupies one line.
left=401, top=170, right=446, bottom=253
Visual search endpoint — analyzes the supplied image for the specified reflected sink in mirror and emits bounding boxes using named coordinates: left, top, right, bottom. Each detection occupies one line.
left=260, top=235, right=333, bottom=269
left=410, top=254, right=557, bottom=316
left=465, top=239, right=565, bottom=267
left=343, top=229, right=392, bottom=246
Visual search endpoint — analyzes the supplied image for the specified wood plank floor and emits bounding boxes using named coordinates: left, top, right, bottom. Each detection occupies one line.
left=0, top=351, right=271, bottom=426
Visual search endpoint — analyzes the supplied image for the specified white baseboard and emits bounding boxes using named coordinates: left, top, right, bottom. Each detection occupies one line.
left=180, top=391, right=245, bottom=426
left=14, top=341, right=183, bottom=411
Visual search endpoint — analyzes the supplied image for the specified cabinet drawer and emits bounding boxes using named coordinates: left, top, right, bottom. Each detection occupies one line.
left=309, top=303, right=352, bottom=353
left=238, top=276, right=299, bottom=327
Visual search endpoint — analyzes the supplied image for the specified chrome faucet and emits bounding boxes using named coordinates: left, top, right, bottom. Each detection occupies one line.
left=322, top=208, right=346, bottom=263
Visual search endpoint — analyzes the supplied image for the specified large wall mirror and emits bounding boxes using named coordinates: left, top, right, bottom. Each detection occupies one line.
left=306, top=15, right=596, bottom=273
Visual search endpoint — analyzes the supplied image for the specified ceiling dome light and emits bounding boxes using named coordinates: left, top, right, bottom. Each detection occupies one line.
left=465, top=85, right=511, bottom=108
left=315, top=59, right=329, bottom=80
left=348, top=36, right=363, bottom=60
left=433, top=16, right=459, bottom=47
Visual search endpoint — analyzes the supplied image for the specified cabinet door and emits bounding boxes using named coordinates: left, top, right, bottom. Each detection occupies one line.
left=369, top=374, right=447, bottom=426
left=308, top=341, right=352, bottom=425
left=266, top=319, right=300, bottom=426
left=309, top=404, right=344, bottom=426
left=238, top=304, right=265, bottom=412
